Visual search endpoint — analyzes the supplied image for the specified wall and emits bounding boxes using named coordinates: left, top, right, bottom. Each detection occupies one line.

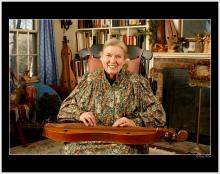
left=53, top=20, right=78, bottom=79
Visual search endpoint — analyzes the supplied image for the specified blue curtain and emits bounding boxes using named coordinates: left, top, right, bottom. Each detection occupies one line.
left=38, top=20, right=59, bottom=85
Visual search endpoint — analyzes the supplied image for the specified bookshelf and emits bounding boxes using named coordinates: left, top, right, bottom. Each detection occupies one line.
left=75, top=19, right=149, bottom=52
left=73, top=19, right=149, bottom=83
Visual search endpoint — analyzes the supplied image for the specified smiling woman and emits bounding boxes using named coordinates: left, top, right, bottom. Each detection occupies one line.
left=57, top=38, right=166, bottom=155
left=100, top=39, right=128, bottom=80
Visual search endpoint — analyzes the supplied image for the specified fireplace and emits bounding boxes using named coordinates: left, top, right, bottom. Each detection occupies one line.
left=153, top=53, right=211, bottom=145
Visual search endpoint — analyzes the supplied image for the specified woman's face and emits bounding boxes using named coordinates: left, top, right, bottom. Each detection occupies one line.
left=100, top=45, right=126, bottom=79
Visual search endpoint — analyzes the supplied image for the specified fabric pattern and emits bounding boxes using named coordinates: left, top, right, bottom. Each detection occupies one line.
left=63, top=141, right=149, bottom=155
left=38, top=20, right=59, bottom=85
left=57, top=68, right=166, bottom=154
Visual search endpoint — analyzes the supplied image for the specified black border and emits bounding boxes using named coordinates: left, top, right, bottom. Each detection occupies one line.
left=2, top=1, right=218, bottom=172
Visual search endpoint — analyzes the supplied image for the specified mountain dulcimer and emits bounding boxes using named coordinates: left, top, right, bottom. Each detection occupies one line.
left=60, top=36, right=76, bottom=94
left=43, top=123, right=188, bottom=145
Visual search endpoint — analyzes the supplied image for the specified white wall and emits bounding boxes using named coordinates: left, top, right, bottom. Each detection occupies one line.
left=53, top=20, right=78, bottom=79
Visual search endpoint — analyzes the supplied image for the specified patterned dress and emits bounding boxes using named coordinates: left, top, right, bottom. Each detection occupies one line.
left=57, top=68, right=166, bottom=155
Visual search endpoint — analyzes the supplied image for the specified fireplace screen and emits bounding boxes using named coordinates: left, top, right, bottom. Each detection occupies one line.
left=162, top=68, right=210, bottom=145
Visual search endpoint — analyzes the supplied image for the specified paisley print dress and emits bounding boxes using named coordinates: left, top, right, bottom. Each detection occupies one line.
left=57, top=68, right=166, bottom=155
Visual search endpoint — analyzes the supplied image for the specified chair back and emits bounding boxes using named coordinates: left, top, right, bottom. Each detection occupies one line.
left=126, top=45, right=153, bottom=78
left=90, top=44, right=104, bottom=58
left=141, top=49, right=153, bottom=78
left=78, top=48, right=90, bottom=58
left=78, top=44, right=153, bottom=77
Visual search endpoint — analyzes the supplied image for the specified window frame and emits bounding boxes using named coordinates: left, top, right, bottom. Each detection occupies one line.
left=9, top=19, right=38, bottom=79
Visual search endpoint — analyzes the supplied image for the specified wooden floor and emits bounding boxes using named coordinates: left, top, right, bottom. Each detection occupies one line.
left=10, top=138, right=210, bottom=155
left=9, top=138, right=176, bottom=155
left=150, top=141, right=210, bottom=154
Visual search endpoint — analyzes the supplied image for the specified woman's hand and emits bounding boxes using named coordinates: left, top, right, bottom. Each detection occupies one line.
left=112, top=117, right=136, bottom=127
left=79, top=112, right=96, bottom=126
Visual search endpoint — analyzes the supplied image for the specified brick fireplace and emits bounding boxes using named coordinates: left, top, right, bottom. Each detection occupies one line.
left=152, top=53, right=211, bottom=144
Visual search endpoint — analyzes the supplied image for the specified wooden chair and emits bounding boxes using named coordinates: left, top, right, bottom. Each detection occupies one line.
left=46, top=46, right=188, bottom=153
left=78, top=44, right=157, bottom=97
left=10, top=83, right=62, bottom=147
left=10, top=85, right=37, bottom=146
left=78, top=44, right=153, bottom=77
left=126, top=45, right=153, bottom=78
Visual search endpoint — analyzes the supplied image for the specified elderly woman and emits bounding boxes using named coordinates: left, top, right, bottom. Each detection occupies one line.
left=57, top=38, right=166, bottom=154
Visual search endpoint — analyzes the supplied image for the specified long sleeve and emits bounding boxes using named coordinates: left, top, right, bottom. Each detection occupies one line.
left=57, top=72, right=94, bottom=122
left=58, top=68, right=165, bottom=155
left=133, top=75, right=166, bottom=128
left=57, top=69, right=166, bottom=127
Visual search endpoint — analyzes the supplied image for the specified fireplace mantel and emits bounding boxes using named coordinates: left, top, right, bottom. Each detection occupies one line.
left=153, top=53, right=211, bottom=60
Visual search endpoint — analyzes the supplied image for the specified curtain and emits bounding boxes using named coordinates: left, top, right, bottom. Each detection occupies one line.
left=38, top=20, right=59, bottom=85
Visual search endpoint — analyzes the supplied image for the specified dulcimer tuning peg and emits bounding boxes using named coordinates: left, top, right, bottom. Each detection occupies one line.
left=164, top=131, right=171, bottom=142
left=171, top=132, right=177, bottom=141
left=163, top=128, right=188, bottom=143
left=164, top=131, right=169, bottom=138
left=177, top=130, right=188, bottom=142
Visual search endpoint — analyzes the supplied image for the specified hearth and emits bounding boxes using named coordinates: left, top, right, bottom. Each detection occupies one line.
left=153, top=53, right=211, bottom=145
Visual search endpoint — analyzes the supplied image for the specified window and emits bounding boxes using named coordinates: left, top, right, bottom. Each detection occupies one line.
left=9, top=19, right=38, bottom=79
